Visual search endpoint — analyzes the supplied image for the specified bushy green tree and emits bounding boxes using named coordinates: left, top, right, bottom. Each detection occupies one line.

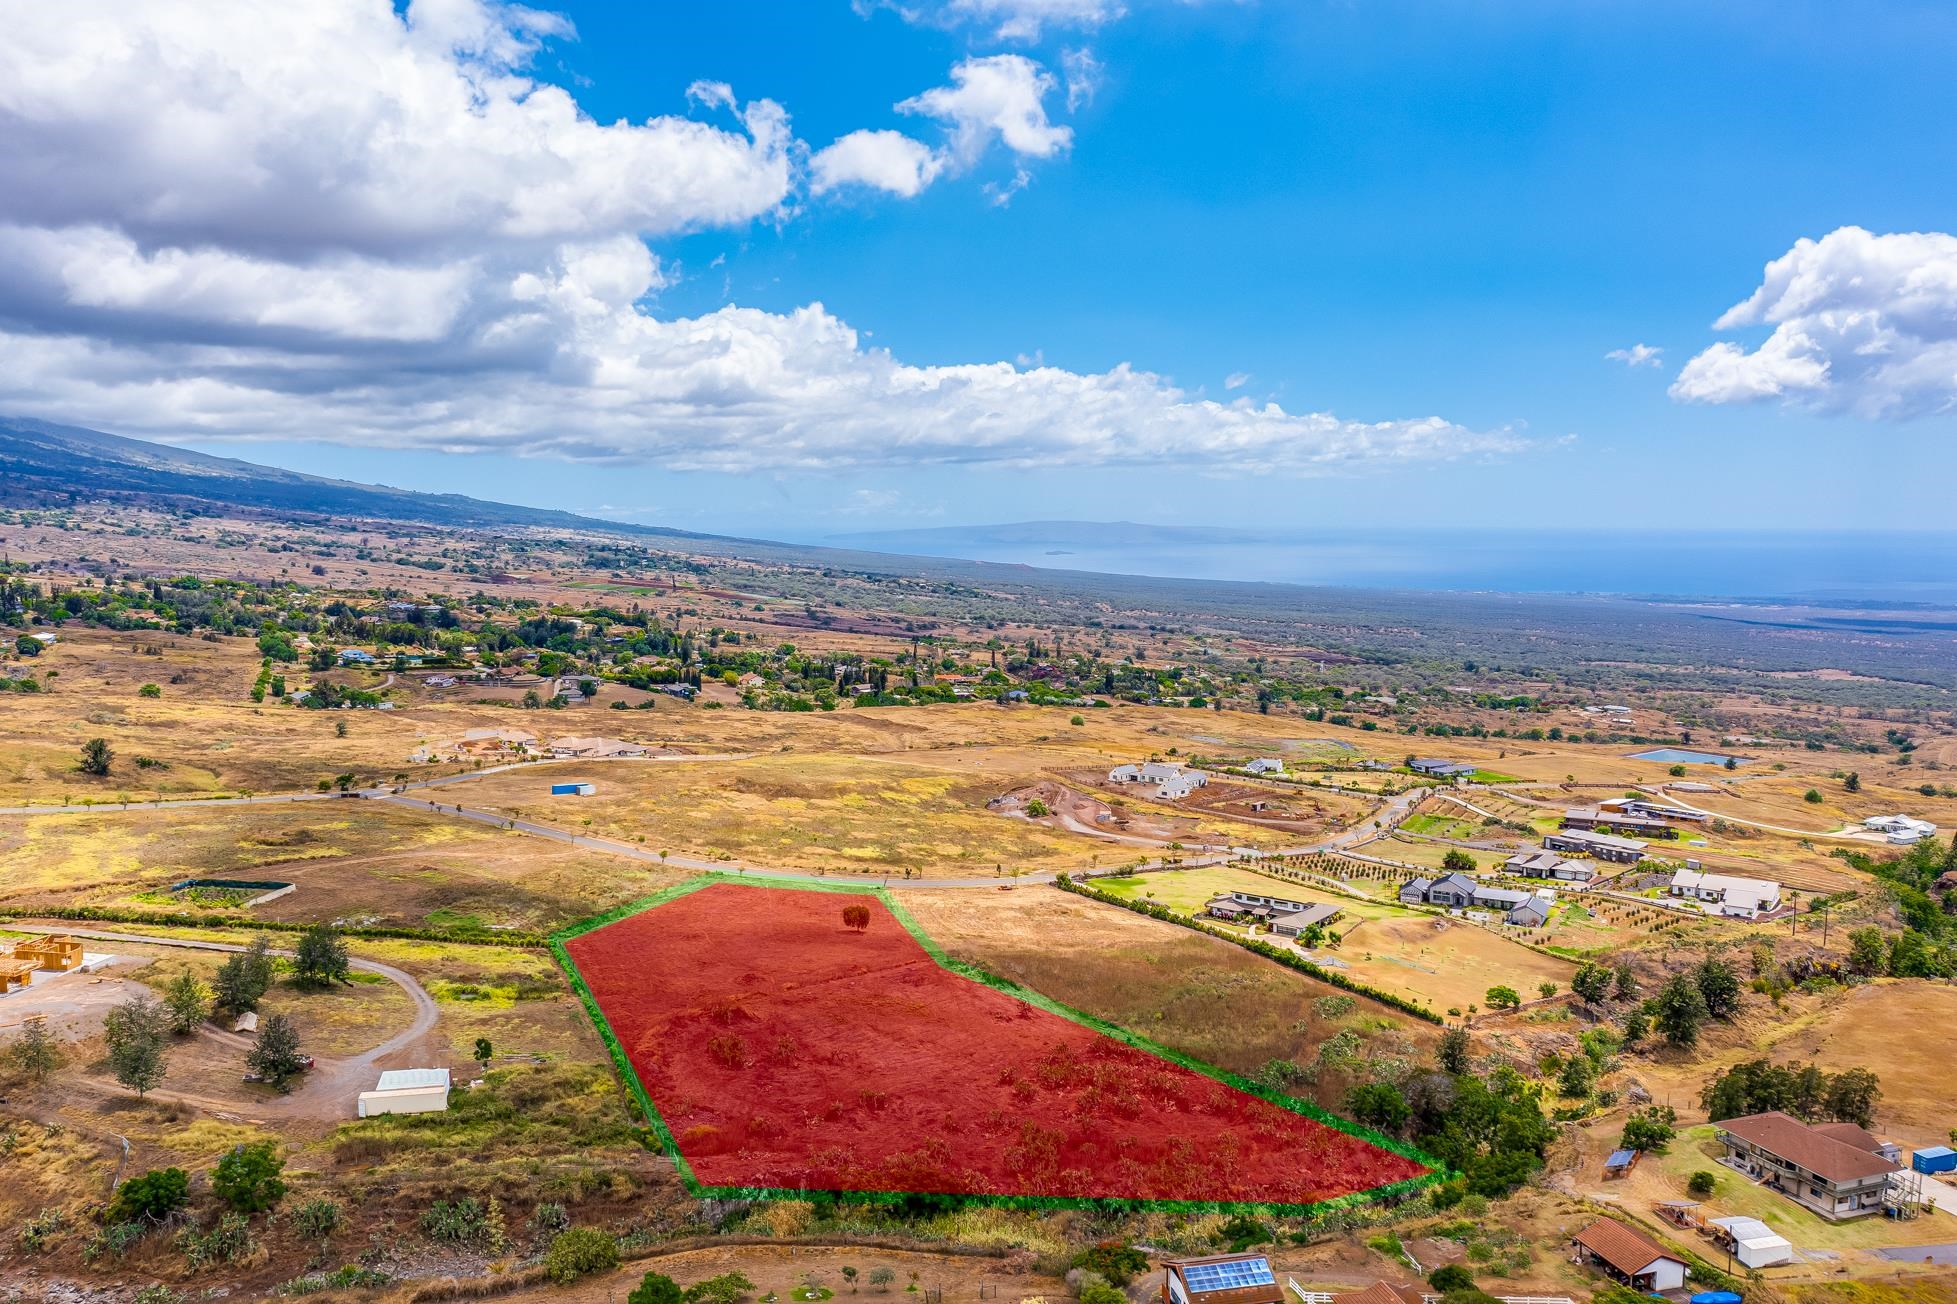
left=110, top=1167, right=189, bottom=1224
left=1620, top=1105, right=1677, bottom=1152
left=684, top=1274, right=756, bottom=1304
left=1694, top=956, right=1742, bottom=1020
left=629, top=1274, right=683, bottom=1304
left=1346, top=1082, right=1410, bottom=1133
left=245, top=1013, right=307, bottom=1092
left=292, top=923, right=349, bottom=988
left=213, top=936, right=275, bottom=1013
left=104, top=993, right=169, bottom=1097
left=79, top=737, right=113, bottom=776
left=1652, top=974, right=1708, bottom=1048
left=1571, top=962, right=1612, bottom=1004
left=212, top=1142, right=286, bottom=1213
left=544, top=1227, right=620, bottom=1283
left=162, top=972, right=211, bottom=1034
left=1427, top=1266, right=1476, bottom=1294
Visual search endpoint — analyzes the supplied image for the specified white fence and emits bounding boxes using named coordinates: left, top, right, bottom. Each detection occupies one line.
left=1287, top=1282, right=1572, bottom=1304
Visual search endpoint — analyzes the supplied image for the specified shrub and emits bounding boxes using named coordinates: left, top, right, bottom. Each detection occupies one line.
left=212, top=1141, right=285, bottom=1213
left=1687, top=1170, right=1717, bottom=1197
left=841, top=904, right=872, bottom=931
left=109, top=1167, right=189, bottom=1224
left=420, top=1196, right=507, bottom=1250
left=138, top=682, right=162, bottom=698
left=686, top=1273, right=757, bottom=1304
left=178, top=1213, right=253, bottom=1269
left=1428, top=1266, right=1476, bottom=1293
left=1079, top=1288, right=1125, bottom=1304
left=631, top=1273, right=684, bottom=1304
left=1072, top=1243, right=1148, bottom=1287
left=293, top=1198, right=342, bottom=1239
left=545, top=1227, right=621, bottom=1284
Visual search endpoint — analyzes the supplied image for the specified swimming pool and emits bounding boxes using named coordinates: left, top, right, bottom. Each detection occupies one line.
left=1628, top=747, right=1748, bottom=765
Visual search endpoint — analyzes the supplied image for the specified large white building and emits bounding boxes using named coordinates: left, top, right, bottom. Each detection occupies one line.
left=1864, top=814, right=1938, bottom=844
left=357, top=1067, right=452, bottom=1117
left=1670, top=869, right=1782, bottom=919
left=1108, top=761, right=1209, bottom=800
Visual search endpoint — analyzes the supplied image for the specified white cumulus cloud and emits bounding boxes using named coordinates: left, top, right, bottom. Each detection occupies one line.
left=1604, top=343, right=1663, bottom=368
left=0, top=0, right=1509, bottom=480
left=1671, top=226, right=1957, bottom=418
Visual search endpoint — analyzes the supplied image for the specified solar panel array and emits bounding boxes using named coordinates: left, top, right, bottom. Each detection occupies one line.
left=1180, top=1260, right=1275, bottom=1294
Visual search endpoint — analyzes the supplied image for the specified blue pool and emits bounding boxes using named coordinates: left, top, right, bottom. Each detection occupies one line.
left=1628, top=748, right=1748, bottom=765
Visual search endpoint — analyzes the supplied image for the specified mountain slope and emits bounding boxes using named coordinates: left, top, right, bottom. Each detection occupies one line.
left=0, top=416, right=722, bottom=539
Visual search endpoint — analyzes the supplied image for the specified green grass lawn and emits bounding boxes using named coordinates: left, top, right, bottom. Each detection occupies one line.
left=1650, top=1127, right=1957, bottom=1252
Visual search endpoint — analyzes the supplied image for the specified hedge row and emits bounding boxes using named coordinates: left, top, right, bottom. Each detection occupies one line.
left=1053, top=875, right=1443, bottom=1023
left=5, top=904, right=546, bottom=948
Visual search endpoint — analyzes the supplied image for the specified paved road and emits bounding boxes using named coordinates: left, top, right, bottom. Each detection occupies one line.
left=2, top=924, right=439, bottom=1119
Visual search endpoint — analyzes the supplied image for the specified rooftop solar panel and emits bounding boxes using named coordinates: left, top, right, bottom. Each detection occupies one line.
left=1181, top=1259, right=1274, bottom=1294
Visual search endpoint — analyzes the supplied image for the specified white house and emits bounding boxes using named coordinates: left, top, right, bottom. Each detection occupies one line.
left=357, top=1067, right=451, bottom=1117
left=1864, top=814, right=1938, bottom=844
left=1670, top=868, right=1782, bottom=919
left=1109, top=762, right=1209, bottom=801
left=1243, top=758, right=1286, bottom=776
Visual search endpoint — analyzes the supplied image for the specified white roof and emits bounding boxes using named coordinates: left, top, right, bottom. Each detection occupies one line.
left=374, top=1067, right=451, bottom=1092
left=1866, top=814, right=1936, bottom=834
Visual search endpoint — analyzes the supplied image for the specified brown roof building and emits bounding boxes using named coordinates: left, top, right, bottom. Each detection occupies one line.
left=1717, top=1111, right=1899, bottom=1220
left=1571, top=1217, right=1687, bottom=1293
left=1329, top=1285, right=1423, bottom=1304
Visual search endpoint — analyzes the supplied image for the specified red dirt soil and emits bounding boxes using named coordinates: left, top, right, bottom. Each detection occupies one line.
left=565, top=884, right=1428, bottom=1206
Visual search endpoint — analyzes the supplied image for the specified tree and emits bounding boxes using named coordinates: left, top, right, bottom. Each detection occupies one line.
left=1557, top=1053, right=1594, bottom=1098
left=79, top=737, right=113, bottom=776
left=629, top=1273, right=684, bottom=1304
left=1441, top=848, right=1477, bottom=874
left=1687, top=1170, right=1718, bottom=1197
left=104, top=992, right=169, bottom=1097
left=1612, top=962, right=1640, bottom=1001
left=212, top=1141, right=286, bottom=1213
left=1845, top=771, right=1861, bottom=793
left=214, top=936, right=275, bottom=1012
left=1621, top=1009, right=1648, bottom=1045
left=868, top=1267, right=896, bottom=1292
left=1846, top=926, right=1888, bottom=976
left=5, top=1015, right=62, bottom=1083
left=544, top=1227, right=620, bottom=1284
left=474, top=1037, right=494, bottom=1075
left=843, top=1268, right=860, bottom=1294
left=1652, top=974, right=1708, bottom=1048
left=1694, top=957, right=1742, bottom=1020
left=292, top=923, right=349, bottom=987
left=841, top=903, right=872, bottom=931
left=16, top=634, right=42, bottom=657
left=109, top=1167, right=189, bottom=1224
left=1484, top=985, right=1521, bottom=1011
left=1619, top=1105, right=1678, bottom=1152
left=1072, top=1244, right=1149, bottom=1286
left=1346, top=1082, right=1410, bottom=1133
left=1571, top=963, right=1612, bottom=1005
left=1537, top=981, right=1558, bottom=999
left=1804, top=788, right=1824, bottom=804
left=684, top=1268, right=751, bottom=1300
left=1428, top=1266, right=1476, bottom=1294
left=1437, top=1025, right=1471, bottom=1075
left=1825, top=1067, right=1882, bottom=1128
left=161, top=971, right=212, bottom=1034
left=245, top=1013, right=307, bottom=1092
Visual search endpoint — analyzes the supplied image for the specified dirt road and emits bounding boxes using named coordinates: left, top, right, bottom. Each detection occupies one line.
left=3, top=924, right=439, bottom=1120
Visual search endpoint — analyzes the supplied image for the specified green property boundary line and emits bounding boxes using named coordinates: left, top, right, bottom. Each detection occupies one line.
left=549, top=873, right=1451, bottom=1218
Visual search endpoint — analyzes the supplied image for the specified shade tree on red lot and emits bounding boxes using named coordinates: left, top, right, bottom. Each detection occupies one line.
left=842, top=903, right=872, bottom=931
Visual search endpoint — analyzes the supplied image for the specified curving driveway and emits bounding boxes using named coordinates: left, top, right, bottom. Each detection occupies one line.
left=4, top=924, right=438, bottom=1119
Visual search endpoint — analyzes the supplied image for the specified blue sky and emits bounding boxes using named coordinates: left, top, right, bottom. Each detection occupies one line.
left=3, top=0, right=1954, bottom=537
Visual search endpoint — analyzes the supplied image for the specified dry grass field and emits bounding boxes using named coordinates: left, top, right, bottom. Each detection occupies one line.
left=902, top=885, right=1442, bottom=1091
left=0, top=802, right=677, bottom=930
left=1090, top=864, right=1577, bottom=1012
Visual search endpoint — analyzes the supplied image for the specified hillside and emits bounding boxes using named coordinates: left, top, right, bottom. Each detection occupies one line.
left=0, top=416, right=726, bottom=541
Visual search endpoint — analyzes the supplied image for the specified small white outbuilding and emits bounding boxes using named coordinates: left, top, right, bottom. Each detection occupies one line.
left=356, top=1067, right=452, bottom=1118
left=1709, top=1216, right=1794, bottom=1268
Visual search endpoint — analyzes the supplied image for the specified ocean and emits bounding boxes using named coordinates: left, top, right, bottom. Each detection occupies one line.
left=822, top=527, right=1957, bottom=605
